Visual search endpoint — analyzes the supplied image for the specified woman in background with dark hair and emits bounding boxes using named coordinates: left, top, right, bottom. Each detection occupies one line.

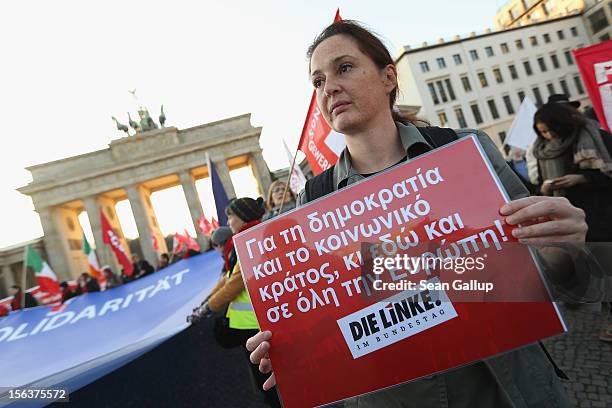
left=533, top=102, right=612, bottom=242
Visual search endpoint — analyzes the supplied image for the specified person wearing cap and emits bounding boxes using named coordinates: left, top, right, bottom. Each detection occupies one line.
left=210, top=226, right=236, bottom=277
left=192, top=197, right=281, bottom=407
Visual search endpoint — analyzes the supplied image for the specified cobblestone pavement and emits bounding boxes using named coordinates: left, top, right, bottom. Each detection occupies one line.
left=542, top=303, right=612, bottom=408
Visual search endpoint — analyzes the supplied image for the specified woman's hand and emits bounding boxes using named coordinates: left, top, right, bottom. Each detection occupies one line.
left=552, top=174, right=587, bottom=189
left=500, top=196, right=587, bottom=244
left=540, top=180, right=554, bottom=196
left=246, top=330, right=276, bottom=390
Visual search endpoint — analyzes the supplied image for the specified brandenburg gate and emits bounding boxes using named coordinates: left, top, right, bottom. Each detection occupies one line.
left=17, top=113, right=272, bottom=281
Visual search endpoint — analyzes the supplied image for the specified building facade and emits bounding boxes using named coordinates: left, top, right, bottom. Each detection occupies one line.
left=495, top=0, right=586, bottom=30
left=583, top=0, right=612, bottom=41
left=396, top=14, right=591, bottom=148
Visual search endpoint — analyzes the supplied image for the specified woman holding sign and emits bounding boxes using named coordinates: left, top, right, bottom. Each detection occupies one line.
left=246, top=20, right=590, bottom=407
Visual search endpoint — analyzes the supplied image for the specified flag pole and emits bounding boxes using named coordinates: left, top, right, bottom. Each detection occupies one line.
left=279, top=142, right=300, bottom=214
left=20, top=246, right=27, bottom=309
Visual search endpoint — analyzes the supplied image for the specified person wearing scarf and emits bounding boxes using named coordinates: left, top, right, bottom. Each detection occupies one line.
left=533, top=102, right=612, bottom=242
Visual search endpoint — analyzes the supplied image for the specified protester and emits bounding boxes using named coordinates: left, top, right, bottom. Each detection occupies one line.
left=246, top=20, right=591, bottom=406
left=190, top=198, right=280, bottom=408
left=156, top=253, right=170, bottom=271
left=262, top=180, right=297, bottom=221
left=533, top=102, right=612, bottom=242
left=60, top=281, right=76, bottom=303
left=75, top=273, right=101, bottom=295
left=210, top=226, right=236, bottom=277
left=132, top=253, right=154, bottom=279
left=102, top=266, right=122, bottom=290
left=9, top=285, right=39, bottom=310
left=0, top=303, right=8, bottom=317
left=506, top=147, right=538, bottom=195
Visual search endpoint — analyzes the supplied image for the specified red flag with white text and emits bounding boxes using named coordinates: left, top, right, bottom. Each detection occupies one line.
left=297, top=10, right=345, bottom=175
left=100, top=209, right=133, bottom=277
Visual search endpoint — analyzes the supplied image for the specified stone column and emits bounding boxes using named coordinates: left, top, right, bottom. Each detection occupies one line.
left=37, top=207, right=73, bottom=281
left=84, top=195, right=120, bottom=273
left=179, top=170, right=208, bottom=250
left=212, top=159, right=236, bottom=199
left=125, top=184, right=159, bottom=266
left=249, top=150, right=273, bottom=197
left=1, top=265, right=16, bottom=296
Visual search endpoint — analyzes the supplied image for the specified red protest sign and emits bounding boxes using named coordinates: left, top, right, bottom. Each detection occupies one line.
left=573, top=41, right=612, bottom=132
left=234, top=135, right=566, bottom=408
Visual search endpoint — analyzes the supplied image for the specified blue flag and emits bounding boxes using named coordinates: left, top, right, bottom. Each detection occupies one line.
left=208, top=159, right=230, bottom=227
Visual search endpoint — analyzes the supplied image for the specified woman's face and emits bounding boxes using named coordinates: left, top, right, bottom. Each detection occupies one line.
left=227, top=212, right=246, bottom=234
left=310, top=35, right=397, bottom=134
left=272, top=183, right=289, bottom=206
left=536, top=122, right=556, bottom=140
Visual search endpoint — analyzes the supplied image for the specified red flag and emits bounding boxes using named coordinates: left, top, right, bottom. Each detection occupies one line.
left=573, top=41, right=612, bottom=132
left=172, top=233, right=185, bottom=254
left=182, top=229, right=201, bottom=251
left=197, top=214, right=212, bottom=235
left=211, top=217, right=219, bottom=229
left=297, top=10, right=345, bottom=175
left=100, top=209, right=133, bottom=277
left=152, top=233, right=159, bottom=251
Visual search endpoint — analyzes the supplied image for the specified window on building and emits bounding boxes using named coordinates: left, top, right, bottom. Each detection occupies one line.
left=557, top=29, right=565, bottom=40
left=436, top=81, right=449, bottom=102
left=487, top=99, right=500, bottom=120
left=589, top=9, right=609, bottom=33
left=523, top=60, right=533, bottom=76
left=461, top=75, right=472, bottom=92
left=455, top=107, right=467, bottom=128
left=543, top=33, right=551, bottom=43
left=478, top=72, right=488, bottom=87
left=532, top=86, right=543, bottom=106
left=469, top=49, right=479, bottom=60
left=453, top=54, right=462, bottom=65
left=570, top=26, right=578, bottom=37
left=437, top=57, right=446, bottom=69
left=444, top=79, right=456, bottom=100
left=437, top=111, right=448, bottom=127
left=470, top=103, right=483, bottom=124
left=485, top=46, right=494, bottom=57
left=537, top=57, right=547, bottom=72
left=574, top=75, right=584, bottom=94
left=420, top=61, right=430, bottom=73
left=428, top=83, right=439, bottom=104
left=499, top=131, right=507, bottom=144
left=518, top=90, right=526, bottom=102
left=508, top=64, right=519, bottom=80
left=560, top=79, right=570, bottom=96
left=529, top=36, right=538, bottom=46
left=546, top=82, right=555, bottom=95
left=515, top=39, right=524, bottom=50
left=501, top=42, right=509, bottom=54
left=503, top=95, right=515, bottom=115
left=493, top=68, right=504, bottom=83
left=542, top=1, right=551, bottom=16
left=550, top=52, right=560, bottom=69
left=564, top=50, right=574, bottom=65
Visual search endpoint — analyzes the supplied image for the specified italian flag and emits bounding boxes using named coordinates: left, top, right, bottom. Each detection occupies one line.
left=83, top=236, right=105, bottom=284
left=25, top=245, right=60, bottom=295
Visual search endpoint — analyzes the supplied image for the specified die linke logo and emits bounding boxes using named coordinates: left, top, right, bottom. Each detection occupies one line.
left=337, top=278, right=458, bottom=359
